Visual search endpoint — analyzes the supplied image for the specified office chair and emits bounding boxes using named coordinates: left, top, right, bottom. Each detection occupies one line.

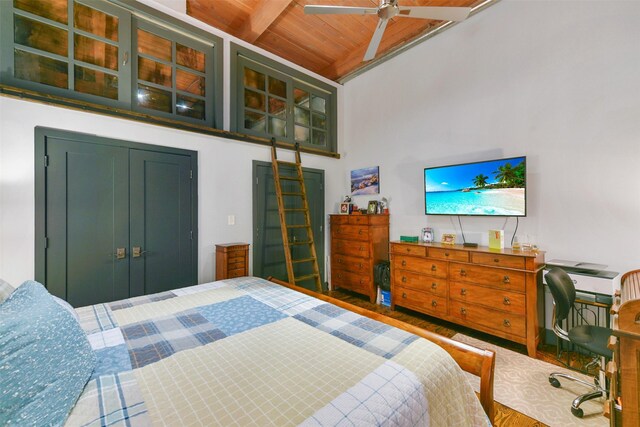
left=545, top=267, right=612, bottom=418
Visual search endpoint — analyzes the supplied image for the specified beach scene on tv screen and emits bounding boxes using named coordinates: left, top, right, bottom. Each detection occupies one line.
left=425, top=157, right=526, bottom=216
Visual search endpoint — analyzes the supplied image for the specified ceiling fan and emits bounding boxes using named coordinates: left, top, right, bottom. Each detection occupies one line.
left=304, top=0, right=472, bottom=61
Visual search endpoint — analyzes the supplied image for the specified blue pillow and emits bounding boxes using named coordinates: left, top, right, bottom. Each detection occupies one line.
left=0, top=281, right=96, bottom=425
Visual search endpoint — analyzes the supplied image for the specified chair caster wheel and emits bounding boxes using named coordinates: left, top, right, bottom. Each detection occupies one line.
left=571, top=406, right=584, bottom=418
left=549, top=377, right=561, bottom=388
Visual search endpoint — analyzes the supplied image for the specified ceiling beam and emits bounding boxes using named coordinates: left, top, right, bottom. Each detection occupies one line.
left=238, top=0, right=293, bottom=43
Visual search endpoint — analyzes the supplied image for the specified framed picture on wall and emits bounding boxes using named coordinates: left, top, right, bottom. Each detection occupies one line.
left=351, top=166, right=380, bottom=196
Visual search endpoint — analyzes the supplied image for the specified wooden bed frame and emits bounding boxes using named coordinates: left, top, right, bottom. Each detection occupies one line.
left=268, top=277, right=496, bottom=423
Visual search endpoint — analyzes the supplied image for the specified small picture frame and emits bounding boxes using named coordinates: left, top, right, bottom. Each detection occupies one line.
left=339, top=203, right=352, bottom=215
left=441, top=233, right=456, bottom=245
left=367, top=201, right=378, bottom=214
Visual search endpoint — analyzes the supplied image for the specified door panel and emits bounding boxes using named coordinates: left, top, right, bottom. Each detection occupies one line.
left=253, top=161, right=324, bottom=290
left=46, top=138, right=129, bottom=307
left=130, top=150, right=193, bottom=296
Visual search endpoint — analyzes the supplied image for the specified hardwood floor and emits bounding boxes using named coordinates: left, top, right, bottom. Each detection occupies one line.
left=324, top=289, right=595, bottom=427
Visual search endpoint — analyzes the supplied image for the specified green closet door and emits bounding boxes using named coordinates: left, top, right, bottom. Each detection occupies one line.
left=130, top=150, right=194, bottom=296
left=252, top=161, right=325, bottom=291
left=45, top=138, right=130, bottom=307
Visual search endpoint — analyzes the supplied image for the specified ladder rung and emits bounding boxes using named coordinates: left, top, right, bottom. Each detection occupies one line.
left=281, top=192, right=304, bottom=196
left=294, top=274, right=319, bottom=283
left=292, top=257, right=315, bottom=264
left=279, top=176, right=302, bottom=181
left=277, top=160, right=298, bottom=167
left=284, top=208, right=306, bottom=212
left=287, top=224, right=310, bottom=229
left=289, top=240, right=312, bottom=246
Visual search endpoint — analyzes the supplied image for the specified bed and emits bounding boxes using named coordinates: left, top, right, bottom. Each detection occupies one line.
left=0, top=276, right=495, bottom=426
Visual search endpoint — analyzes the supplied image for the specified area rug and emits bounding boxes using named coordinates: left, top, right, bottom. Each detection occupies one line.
left=452, top=334, right=608, bottom=427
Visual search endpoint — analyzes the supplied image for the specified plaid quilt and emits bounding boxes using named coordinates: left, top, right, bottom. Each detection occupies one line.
left=67, top=277, right=489, bottom=426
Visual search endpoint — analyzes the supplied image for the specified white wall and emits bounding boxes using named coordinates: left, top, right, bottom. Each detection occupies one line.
left=0, top=98, right=344, bottom=285
left=0, top=0, right=345, bottom=286
left=342, top=0, right=640, bottom=274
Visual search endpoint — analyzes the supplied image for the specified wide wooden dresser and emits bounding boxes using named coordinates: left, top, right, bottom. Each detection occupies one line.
left=330, top=214, right=389, bottom=303
left=390, top=241, right=545, bottom=357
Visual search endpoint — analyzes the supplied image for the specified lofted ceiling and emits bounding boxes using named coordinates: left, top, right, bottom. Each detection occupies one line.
left=186, top=0, right=490, bottom=83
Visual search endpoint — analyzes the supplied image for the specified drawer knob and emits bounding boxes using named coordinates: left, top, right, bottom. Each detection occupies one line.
left=460, top=269, right=467, bottom=277
left=444, top=252, right=449, bottom=257
left=401, top=260, right=407, bottom=267
left=358, top=263, right=363, bottom=268
left=431, top=265, right=437, bottom=271
left=431, top=300, right=438, bottom=307
left=358, top=230, right=363, bottom=235
left=503, top=297, right=511, bottom=305
left=503, top=319, right=511, bottom=327
left=431, top=283, right=437, bottom=289
left=407, top=248, right=412, bottom=252
left=460, top=307, right=467, bottom=315
left=360, top=247, right=365, bottom=251
left=338, top=258, right=343, bottom=264
left=338, top=274, right=342, bottom=279
left=359, top=279, right=364, bottom=284
left=494, top=258, right=500, bottom=263
left=402, top=292, right=407, bottom=298
left=460, top=288, right=467, bottom=296
left=402, top=276, right=407, bottom=283
left=503, top=275, right=510, bottom=284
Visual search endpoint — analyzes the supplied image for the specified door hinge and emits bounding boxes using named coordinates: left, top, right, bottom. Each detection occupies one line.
left=190, top=170, right=193, bottom=179
left=256, top=177, right=259, bottom=185
left=44, top=155, right=49, bottom=167
left=190, top=230, right=193, bottom=240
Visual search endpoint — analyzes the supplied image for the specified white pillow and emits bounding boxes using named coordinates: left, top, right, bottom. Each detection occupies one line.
left=0, top=278, right=14, bottom=304
left=51, top=295, right=80, bottom=322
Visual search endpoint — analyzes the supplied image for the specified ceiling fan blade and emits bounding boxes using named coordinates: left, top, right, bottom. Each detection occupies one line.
left=304, top=5, right=378, bottom=15
left=398, top=6, right=472, bottom=21
left=363, top=19, right=388, bottom=61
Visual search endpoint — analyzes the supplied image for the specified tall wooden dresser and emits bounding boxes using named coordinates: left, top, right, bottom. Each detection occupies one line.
left=390, top=241, right=545, bottom=357
left=215, top=243, right=249, bottom=280
left=330, top=214, right=389, bottom=303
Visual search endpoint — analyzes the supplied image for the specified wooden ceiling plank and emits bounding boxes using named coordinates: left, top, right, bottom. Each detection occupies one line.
left=239, top=0, right=294, bottom=43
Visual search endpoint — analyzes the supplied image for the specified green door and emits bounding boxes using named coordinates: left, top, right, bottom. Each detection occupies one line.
left=45, top=138, right=130, bottom=307
left=37, top=129, right=197, bottom=306
left=130, top=150, right=194, bottom=296
left=252, top=161, right=325, bottom=291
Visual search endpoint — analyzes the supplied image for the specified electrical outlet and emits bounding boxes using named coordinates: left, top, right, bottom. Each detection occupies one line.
left=228, top=215, right=235, bottom=225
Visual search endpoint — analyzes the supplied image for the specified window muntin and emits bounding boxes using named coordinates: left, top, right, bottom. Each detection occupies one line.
left=133, top=20, right=212, bottom=124
left=5, top=0, right=128, bottom=104
left=2, top=0, right=222, bottom=129
left=234, top=48, right=337, bottom=153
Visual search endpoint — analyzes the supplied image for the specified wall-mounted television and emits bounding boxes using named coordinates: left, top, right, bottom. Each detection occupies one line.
left=424, top=156, right=526, bottom=216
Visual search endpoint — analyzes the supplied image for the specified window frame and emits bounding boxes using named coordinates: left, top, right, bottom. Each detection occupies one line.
left=230, top=43, right=338, bottom=154
left=0, top=0, right=132, bottom=109
left=0, top=0, right=223, bottom=129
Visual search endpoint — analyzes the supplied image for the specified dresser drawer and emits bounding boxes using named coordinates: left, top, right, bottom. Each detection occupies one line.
left=392, top=256, right=447, bottom=278
left=330, top=215, right=348, bottom=225
left=227, top=268, right=246, bottom=278
left=391, top=243, right=427, bottom=257
left=449, top=281, right=525, bottom=315
left=449, top=262, right=525, bottom=292
left=332, top=254, right=371, bottom=274
left=333, top=239, right=370, bottom=258
left=449, top=300, right=526, bottom=338
left=471, top=252, right=525, bottom=269
left=332, top=269, right=371, bottom=294
left=332, top=225, right=369, bottom=241
left=393, top=285, right=447, bottom=317
left=428, top=247, right=469, bottom=262
left=393, top=270, right=447, bottom=297
left=228, top=259, right=246, bottom=270
left=348, top=215, right=370, bottom=225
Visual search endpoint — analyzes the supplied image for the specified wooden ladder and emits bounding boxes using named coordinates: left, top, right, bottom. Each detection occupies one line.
left=271, top=141, right=322, bottom=292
